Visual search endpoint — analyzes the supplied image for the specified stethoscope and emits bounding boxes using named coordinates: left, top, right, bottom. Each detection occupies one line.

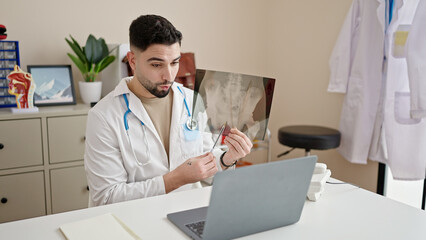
left=176, top=86, right=197, bottom=131
left=122, top=86, right=197, bottom=166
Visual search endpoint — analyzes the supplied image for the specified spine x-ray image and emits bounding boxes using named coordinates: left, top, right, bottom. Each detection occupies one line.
left=193, top=69, right=275, bottom=141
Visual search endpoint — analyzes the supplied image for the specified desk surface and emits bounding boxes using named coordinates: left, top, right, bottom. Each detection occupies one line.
left=1, top=179, right=426, bottom=240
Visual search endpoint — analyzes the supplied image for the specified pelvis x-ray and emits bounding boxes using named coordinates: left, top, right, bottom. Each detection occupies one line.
left=192, top=69, right=275, bottom=141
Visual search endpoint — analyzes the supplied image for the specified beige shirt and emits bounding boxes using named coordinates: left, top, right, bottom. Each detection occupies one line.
left=140, top=91, right=173, bottom=159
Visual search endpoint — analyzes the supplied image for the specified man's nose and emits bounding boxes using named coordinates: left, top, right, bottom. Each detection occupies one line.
left=162, top=66, right=174, bottom=81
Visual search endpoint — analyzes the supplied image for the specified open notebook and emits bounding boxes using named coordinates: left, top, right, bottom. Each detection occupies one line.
left=59, top=213, right=141, bottom=240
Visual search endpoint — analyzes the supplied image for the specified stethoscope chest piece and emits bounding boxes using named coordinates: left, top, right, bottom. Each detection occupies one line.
left=186, top=118, right=198, bottom=131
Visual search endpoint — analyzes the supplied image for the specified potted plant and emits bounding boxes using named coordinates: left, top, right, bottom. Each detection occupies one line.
left=65, top=34, right=116, bottom=104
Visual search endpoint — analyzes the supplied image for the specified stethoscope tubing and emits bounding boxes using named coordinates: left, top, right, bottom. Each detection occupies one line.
left=121, top=86, right=196, bottom=166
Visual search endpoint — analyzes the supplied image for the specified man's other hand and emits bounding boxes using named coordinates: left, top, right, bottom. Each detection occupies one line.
left=163, top=152, right=218, bottom=193
left=221, top=128, right=253, bottom=167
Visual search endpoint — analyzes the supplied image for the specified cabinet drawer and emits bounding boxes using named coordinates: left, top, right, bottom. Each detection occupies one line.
left=0, top=119, right=43, bottom=170
left=0, top=171, right=46, bottom=223
left=50, top=165, right=89, bottom=213
left=48, top=115, right=87, bottom=164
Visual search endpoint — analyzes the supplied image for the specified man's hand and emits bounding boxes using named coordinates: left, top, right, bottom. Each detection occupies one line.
left=221, top=128, right=253, bottom=168
left=163, top=152, right=218, bottom=193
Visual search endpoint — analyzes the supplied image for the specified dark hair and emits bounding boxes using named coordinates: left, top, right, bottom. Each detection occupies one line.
left=129, top=15, right=182, bottom=51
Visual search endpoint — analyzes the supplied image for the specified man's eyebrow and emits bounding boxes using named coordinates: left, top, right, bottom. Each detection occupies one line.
left=147, top=57, right=165, bottom=62
left=173, top=56, right=181, bottom=62
left=147, top=56, right=181, bottom=62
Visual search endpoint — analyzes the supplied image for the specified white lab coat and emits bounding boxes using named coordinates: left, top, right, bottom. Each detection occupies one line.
left=328, top=0, right=426, bottom=180
left=85, top=77, right=224, bottom=206
left=407, top=0, right=426, bottom=119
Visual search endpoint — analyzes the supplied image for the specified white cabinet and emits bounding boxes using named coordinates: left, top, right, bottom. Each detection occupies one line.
left=0, top=104, right=90, bottom=223
left=0, top=119, right=43, bottom=169
left=50, top=165, right=89, bottom=214
left=0, top=171, right=46, bottom=222
left=48, top=115, right=87, bottom=164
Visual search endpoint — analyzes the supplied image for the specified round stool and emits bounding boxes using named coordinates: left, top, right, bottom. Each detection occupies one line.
left=278, top=125, right=341, bottom=157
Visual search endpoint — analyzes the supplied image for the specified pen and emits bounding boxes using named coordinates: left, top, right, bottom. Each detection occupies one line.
left=210, top=122, right=226, bottom=152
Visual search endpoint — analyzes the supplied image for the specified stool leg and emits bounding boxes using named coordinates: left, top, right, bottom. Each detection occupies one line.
left=422, top=179, right=426, bottom=210
left=267, top=129, right=271, bottom=163
left=305, top=149, right=311, bottom=156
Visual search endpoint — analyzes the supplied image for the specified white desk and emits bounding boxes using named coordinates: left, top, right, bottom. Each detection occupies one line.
left=1, top=179, right=426, bottom=239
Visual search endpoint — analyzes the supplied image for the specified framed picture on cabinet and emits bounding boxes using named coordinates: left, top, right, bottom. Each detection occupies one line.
left=27, top=65, right=76, bottom=106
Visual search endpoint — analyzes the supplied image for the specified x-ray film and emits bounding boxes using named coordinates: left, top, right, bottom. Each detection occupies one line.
left=192, top=69, right=275, bottom=141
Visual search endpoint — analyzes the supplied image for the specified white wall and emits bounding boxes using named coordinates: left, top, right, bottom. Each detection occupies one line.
left=1, top=0, right=268, bottom=87
left=264, top=0, right=378, bottom=191
left=0, top=0, right=378, bottom=191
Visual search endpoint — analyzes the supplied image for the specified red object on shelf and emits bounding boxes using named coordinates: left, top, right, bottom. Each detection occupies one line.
left=175, top=52, right=196, bottom=89
left=0, top=24, right=7, bottom=40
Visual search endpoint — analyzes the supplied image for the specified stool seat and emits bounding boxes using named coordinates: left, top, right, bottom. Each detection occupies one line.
left=279, top=125, right=341, bottom=151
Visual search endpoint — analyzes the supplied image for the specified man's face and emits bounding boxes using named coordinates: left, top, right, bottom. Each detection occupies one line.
left=128, top=43, right=181, bottom=98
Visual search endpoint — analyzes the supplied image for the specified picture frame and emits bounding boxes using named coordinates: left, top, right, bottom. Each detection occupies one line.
left=27, top=65, right=76, bottom=106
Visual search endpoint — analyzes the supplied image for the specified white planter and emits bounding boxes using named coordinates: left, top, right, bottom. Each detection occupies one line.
left=79, top=81, right=102, bottom=105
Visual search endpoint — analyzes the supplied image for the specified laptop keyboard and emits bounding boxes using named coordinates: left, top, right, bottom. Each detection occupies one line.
left=185, top=221, right=205, bottom=238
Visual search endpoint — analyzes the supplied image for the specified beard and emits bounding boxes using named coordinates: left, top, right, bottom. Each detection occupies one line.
left=139, top=77, right=174, bottom=98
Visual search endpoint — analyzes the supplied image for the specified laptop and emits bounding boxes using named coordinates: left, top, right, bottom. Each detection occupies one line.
left=167, top=155, right=317, bottom=240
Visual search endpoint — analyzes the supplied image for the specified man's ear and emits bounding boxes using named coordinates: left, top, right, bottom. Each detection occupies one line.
left=126, top=51, right=136, bottom=70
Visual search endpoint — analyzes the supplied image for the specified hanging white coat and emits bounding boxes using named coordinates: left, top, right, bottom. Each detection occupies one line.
left=407, top=0, right=426, bottom=119
left=84, top=78, right=223, bottom=206
left=328, top=0, right=426, bottom=180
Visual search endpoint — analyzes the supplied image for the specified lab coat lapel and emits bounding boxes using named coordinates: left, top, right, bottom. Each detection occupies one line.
left=391, top=0, right=405, bottom=26
left=126, top=84, right=164, bottom=152
left=113, top=78, right=148, bottom=124
left=376, top=0, right=386, bottom=34
left=169, top=83, right=186, bottom=171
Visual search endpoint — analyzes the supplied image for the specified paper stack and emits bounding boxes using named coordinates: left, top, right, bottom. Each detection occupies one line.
left=307, top=163, right=331, bottom=201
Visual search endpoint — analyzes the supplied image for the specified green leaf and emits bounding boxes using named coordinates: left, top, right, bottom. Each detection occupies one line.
left=70, top=35, right=88, bottom=62
left=85, top=34, right=96, bottom=63
left=95, top=56, right=116, bottom=73
left=93, top=38, right=105, bottom=64
left=85, top=34, right=104, bottom=64
left=83, top=47, right=92, bottom=68
left=65, top=35, right=87, bottom=63
left=67, top=53, right=88, bottom=74
left=99, top=38, right=109, bottom=60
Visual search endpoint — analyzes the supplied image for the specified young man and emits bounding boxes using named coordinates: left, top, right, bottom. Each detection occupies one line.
left=84, top=15, right=253, bottom=206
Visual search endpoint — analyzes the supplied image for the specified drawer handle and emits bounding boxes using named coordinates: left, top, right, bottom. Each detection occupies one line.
left=0, top=143, right=4, bottom=150
left=86, top=186, right=89, bottom=191
left=1, top=197, right=7, bottom=204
